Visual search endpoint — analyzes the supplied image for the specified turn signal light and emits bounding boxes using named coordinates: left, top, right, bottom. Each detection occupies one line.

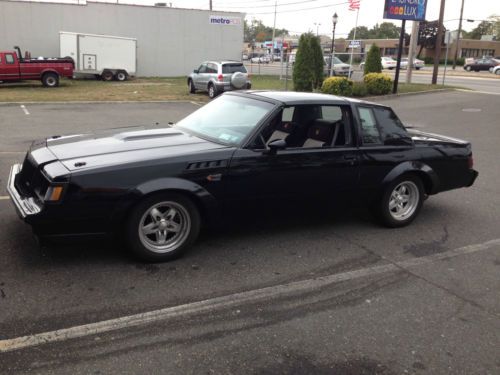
left=44, top=186, right=64, bottom=202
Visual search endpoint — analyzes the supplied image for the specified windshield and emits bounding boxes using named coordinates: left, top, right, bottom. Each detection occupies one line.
left=331, top=57, right=343, bottom=64
left=222, top=64, right=247, bottom=74
left=175, top=95, right=274, bottom=145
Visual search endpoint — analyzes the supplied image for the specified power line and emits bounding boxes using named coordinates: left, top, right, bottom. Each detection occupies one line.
left=214, top=0, right=328, bottom=10
left=241, top=1, right=350, bottom=15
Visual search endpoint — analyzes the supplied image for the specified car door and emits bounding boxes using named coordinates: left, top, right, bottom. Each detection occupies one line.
left=194, top=63, right=208, bottom=90
left=225, top=104, right=360, bottom=205
left=0, top=53, right=19, bottom=81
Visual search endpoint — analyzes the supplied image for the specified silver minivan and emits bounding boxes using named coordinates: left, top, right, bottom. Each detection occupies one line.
left=188, top=61, right=251, bottom=99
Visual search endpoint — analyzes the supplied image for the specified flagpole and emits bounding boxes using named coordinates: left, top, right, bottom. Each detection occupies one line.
left=348, top=6, right=359, bottom=78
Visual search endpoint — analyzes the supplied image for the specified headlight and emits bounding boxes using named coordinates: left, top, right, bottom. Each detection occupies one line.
left=44, top=185, right=65, bottom=202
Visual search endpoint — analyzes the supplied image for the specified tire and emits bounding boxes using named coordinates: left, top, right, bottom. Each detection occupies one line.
left=246, top=82, right=252, bottom=89
left=101, top=70, right=114, bottom=81
left=416, top=67, right=421, bottom=70
left=126, top=192, right=201, bottom=262
left=42, top=72, right=59, bottom=88
left=378, top=175, right=424, bottom=228
left=208, top=83, right=218, bottom=99
left=188, top=79, right=196, bottom=93
left=465, top=66, right=472, bottom=71
left=495, top=70, right=500, bottom=75
left=115, top=71, right=128, bottom=81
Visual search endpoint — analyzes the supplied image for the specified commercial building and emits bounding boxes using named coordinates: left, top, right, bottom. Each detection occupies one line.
left=0, top=0, right=244, bottom=76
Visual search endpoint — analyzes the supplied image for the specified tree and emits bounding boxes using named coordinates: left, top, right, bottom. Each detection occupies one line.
left=416, top=21, right=446, bottom=57
left=466, top=16, right=499, bottom=40
left=364, top=44, right=382, bottom=74
left=244, top=19, right=288, bottom=43
left=347, top=22, right=399, bottom=40
left=293, top=33, right=316, bottom=92
left=310, top=35, right=324, bottom=89
left=347, top=26, right=370, bottom=40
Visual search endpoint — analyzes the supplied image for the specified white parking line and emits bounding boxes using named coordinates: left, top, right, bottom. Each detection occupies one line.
left=455, top=89, right=500, bottom=96
left=0, top=196, right=10, bottom=200
left=0, top=238, right=499, bottom=353
left=20, top=105, right=30, bottom=115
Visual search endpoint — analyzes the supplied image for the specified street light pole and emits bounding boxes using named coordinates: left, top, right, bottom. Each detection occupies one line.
left=329, top=12, right=338, bottom=77
left=452, top=0, right=465, bottom=70
left=314, top=23, right=321, bottom=37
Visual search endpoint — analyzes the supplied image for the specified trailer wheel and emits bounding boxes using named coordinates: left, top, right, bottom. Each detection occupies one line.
left=42, top=72, right=59, bottom=88
left=101, top=70, right=114, bottom=81
left=115, top=71, right=128, bottom=82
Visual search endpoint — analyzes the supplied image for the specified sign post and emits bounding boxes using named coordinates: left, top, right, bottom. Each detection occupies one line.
left=383, top=0, right=427, bottom=93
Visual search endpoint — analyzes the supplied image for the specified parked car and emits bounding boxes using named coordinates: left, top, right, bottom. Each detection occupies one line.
left=250, top=54, right=270, bottom=64
left=324, top=56, right=352, bottom=77
left=463, top=58, right=499, bottom=72
left=242, top=54, right=249, bottom=60
left=0, top=46, right=74, bottom=87
left=187, top=61, right=251, bottom=99
left=359, top=56, right=397, bottom=71
left=8, top=91, right=478, bottom=262
left=400, top=57, right=424, bottom=70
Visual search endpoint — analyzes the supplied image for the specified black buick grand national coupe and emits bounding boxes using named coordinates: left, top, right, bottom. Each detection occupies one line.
left=8, top=91, right=478, bottom=261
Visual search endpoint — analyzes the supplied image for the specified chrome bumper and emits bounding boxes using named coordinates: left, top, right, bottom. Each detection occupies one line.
left=6, top=164, right=42, bottom=219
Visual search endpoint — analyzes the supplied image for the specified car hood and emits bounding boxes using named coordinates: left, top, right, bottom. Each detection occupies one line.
left=44, top=126, right=229, bottom=171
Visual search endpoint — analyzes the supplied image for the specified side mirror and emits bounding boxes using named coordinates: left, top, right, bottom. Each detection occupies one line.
left=265, top=139, right=287, bottom=155
left=193, top=69, right=199, bottom=74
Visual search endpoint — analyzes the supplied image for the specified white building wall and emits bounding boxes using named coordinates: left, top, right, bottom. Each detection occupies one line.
left=0, top=1, right=244, bottom=76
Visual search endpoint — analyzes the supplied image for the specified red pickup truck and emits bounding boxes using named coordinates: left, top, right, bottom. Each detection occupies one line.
left=0, top=47, right=74, bottom=87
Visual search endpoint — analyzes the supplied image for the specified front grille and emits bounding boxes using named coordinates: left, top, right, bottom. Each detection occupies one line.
left=15, top=154, right=49, bottom=199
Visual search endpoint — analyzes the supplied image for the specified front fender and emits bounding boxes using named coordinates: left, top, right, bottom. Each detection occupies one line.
left=382, top=161, right=440, bottom=195
left=135, top=177, right=218, bottom=210
left=109, top=177, right=219, bottom=230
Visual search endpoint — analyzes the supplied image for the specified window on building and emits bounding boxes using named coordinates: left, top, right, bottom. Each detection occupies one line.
left=461, top=49, right=480, bottom=58
left=385, top=48, right=397, bottom=56
left=481, top=49, right=495, bottom=57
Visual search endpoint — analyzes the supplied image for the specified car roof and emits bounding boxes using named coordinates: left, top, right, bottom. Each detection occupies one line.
left=204, top=60, right=243, bottom=65
left=226, top=90, right=382, bottom=107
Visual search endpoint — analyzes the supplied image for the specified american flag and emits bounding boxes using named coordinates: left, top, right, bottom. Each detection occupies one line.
left=348, top=0, right=360, bottom=11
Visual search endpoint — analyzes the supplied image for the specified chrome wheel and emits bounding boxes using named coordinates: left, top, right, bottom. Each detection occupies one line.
left=46, top=77, right=56, bottom=86
left=138, top=201, right=191, bottom=254
left=388, top=181, right=419, bottom=221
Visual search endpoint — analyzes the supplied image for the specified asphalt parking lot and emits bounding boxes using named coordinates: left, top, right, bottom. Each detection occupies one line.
left=0, top=91, right=499, bottom=374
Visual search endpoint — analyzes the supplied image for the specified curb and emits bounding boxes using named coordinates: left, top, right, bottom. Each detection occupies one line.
left=363, top=88, right=461, bottom=101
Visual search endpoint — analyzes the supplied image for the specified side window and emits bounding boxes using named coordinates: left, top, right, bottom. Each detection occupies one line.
left=373, top=107, right=410, bottom=142
left=358, top=107, right=382, bottom=145
left=321, top=106, right=342, bottom=122
left=6, top=54, right=15, bottom=64
left=198, top=64, right=207, bottom=73
left=282, top=107, right=295, bottom=122
left=207, top=63, right=218, bottom=73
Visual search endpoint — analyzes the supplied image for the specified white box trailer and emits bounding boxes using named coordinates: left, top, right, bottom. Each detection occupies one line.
left=59, top=31, right=137, bottom=81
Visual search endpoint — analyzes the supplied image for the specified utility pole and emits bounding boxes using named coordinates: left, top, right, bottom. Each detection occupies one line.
left=406, top=21, right=419, bottom=84
left=271, top=1, right=277, bottom=57
left=452, top=0, right=465, bottom=70
left=209, top=1, right=212, bottom=11
left=432, top=0, right=446, bottom=85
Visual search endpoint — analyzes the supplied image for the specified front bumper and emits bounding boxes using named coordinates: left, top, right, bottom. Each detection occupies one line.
left=6, top=164, right=42, bottom=220
left=467, top=169, right=479, bottom=187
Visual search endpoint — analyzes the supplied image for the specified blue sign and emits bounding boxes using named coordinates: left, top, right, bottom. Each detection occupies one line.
left=383, top=0, right=427, bottom=22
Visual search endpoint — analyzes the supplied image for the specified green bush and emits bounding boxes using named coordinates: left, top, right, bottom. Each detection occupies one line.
left=363, top=73, right=392, bottom=95
left=321, top=77, right=353, bottom=96
left=364, top=45, right=382, bottom=74
left=351, top=82, right=368, bottom=97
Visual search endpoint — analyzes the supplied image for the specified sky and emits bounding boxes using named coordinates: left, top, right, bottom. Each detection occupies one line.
left=16, top=0, right=500, bottom=38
